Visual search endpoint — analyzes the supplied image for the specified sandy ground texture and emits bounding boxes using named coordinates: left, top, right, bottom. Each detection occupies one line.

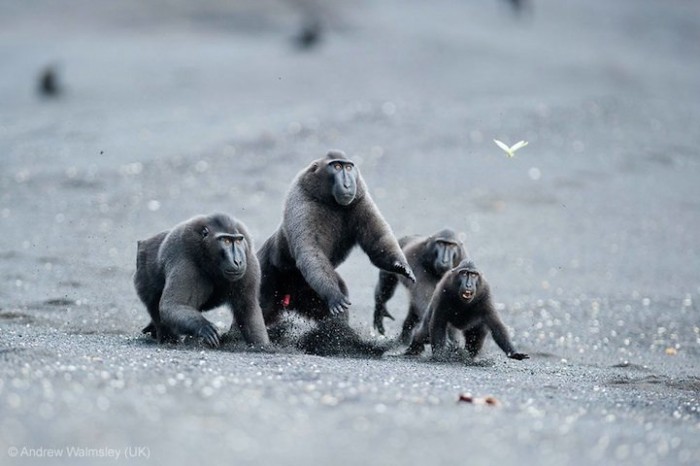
left=1, top=0, right=699, bottom=465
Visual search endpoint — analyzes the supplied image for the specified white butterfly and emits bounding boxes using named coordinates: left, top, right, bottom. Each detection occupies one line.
left=494, top=139, right=528, bottom=158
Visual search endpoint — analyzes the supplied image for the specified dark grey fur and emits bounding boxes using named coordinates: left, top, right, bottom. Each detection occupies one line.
left=373, top=228, right=467, bottom=343
left=258, top=150, right=415, bottom=324
left=406, top=259, right=528, bottom=361
left=134, top=213, right=269, bottom=348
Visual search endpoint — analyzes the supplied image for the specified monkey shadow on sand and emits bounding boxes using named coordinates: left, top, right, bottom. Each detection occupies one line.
left=384, top=346, right=497, bottom=368
left=133, top=326, right=277, bottom=353
left=134, top=312, right=391, bottom=358
left=134, top=315, right=497, bottom=364
left=132, top=334, right=223, bottom=351
left=266, top=314, right=392, bottom=358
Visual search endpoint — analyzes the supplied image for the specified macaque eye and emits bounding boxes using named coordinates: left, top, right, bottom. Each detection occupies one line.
left=234, top=237, right=243, bottom=245
left=345, top=165, right=352, bottom=171
left=222, top=237, right=232, bottom=245
left=333, top=163, right=342, bottom=171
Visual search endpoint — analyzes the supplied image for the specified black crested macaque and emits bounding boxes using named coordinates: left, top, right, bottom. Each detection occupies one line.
left=504, top=0, right=532, bottom=15
left=406, top=259, right=528, bottom=361
left=258, top=150, right=415, bottom=324
left=38, top=65, right=61, bottom=98
left=134, top=213, right=269, bottom=348
left=374, top=229, right=467, bottom=343
left=294, top=18, right=322, bottom=49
